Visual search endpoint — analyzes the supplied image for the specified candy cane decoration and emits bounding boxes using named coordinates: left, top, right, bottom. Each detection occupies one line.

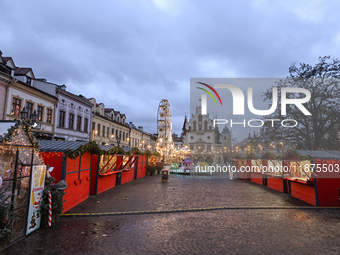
left=48, top=191, right=52, bottom=227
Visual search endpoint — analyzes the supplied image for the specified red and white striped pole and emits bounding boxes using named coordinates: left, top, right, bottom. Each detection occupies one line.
left=48, top=191, right=52, bottom=227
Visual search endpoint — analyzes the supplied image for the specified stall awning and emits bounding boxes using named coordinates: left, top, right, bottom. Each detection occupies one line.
left=297, top=150, right=340, bottom=160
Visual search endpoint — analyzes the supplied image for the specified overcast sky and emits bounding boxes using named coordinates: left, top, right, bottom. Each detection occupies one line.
left=1, top=0, right=339, bottom=139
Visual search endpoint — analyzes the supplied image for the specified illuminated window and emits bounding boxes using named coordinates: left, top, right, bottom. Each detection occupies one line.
left=11, top=98, right=21, bottom=116
left=47, top=109, right=52, bottom=124
left=37, top=106, right=43, bottom=121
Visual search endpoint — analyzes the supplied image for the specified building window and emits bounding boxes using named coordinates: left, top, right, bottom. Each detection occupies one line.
left=111, top=128, right=114, bottom=137
left=123, top=132, right=125, bottom=141
left=26, top=77, right=32, bottom=85
left=116, top=129, right=118, bottom=138
left=37, top=106, right=43, bottom=121
left=107, top=127, right=109, bottom=138
left=92, top=122, right=95, bottom=131
left=69, top=113, right=74, bottom=129
left=46, top=109, right=52, bottom=124
left=76, top=116, right=82, bottom=131
left=84, top=118, right=89, bottom=133
left=98, top=124, right=101, bottom=136
left=26, top=102, right=33, bottom=119
left=59, top=111, right=65, bottom=127
left=11, top=98, right=21, bottom=116
left=193, top=121, right=196, bottom=131
left=102, top=125, right=106, bottom=137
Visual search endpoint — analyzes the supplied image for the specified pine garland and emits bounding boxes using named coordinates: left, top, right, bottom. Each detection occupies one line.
left=260, top=151, right=278, bottom=160
left=0, top=187, right=14, bottom=249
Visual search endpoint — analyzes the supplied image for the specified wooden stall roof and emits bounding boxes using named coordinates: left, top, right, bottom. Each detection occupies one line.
left=98, top=144, right=132, bottom=154
left=39, top=140, right=133, bottom=154
left=39, top=140, right=87, bottom=152
left=297, top=150, right=340, bottom=160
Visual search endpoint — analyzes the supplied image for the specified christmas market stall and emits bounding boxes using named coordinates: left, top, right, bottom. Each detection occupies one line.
left=39, top=140, right=96, bottom=213
left=293, top=150, right=340, bottom=207
left=233, top=149, right=340, bottom=207
left=90, top=147, right=149, bottom=195
left=0, top=120, right=47, bottom=246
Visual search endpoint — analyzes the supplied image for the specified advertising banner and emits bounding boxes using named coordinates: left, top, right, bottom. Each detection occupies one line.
left=26, top=165, right=46, bottom=235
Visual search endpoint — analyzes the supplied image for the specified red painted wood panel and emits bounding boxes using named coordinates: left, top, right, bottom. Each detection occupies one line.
left=267, top=177, right=284, bottom=192
left=137, top=155, right=147, bottom=179
left=290, top=181, right=316, bottom=206
left=63, top=153, right=92, bottom=212
left=90, top=155, right=99, bottom=195
left=238, top=172, right=248, bottom=180
left=97, top=173, right=116, bottom=194
left=251, top=172, right=263, bottom=185
left=314, top=159, right=340, bottom=207
left=81, top=151, right=91, bottom=169
left=66, top=157, right=80, bottom=173
left=121, top=169, right=134, bottom=184
left=39, top=152, right=63, bottom=182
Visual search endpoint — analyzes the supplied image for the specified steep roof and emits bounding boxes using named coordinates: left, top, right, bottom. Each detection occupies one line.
left=14, top=67, right=34, bottom=76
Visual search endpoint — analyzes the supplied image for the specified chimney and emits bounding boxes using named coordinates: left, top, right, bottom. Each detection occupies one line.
left=138, top=126, right=143, bottom=131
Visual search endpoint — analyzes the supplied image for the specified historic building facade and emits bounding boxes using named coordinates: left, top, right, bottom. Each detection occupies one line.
left=0, top=52, right=58, bottom=139
left=33, top=79, right=93, bottom=141
left=186, top=103, right=232, bottom=165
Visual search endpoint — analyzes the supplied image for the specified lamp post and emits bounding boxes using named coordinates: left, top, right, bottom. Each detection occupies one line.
left=280, top=141, right=284, bottom=154
left=116, top=134, right=122, bottom=147
left=20, top=107, right=37, bottom=125
left=91, top=130, right=98, bottom=141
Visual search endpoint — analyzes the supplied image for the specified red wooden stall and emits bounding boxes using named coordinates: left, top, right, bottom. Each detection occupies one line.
left=39, top=141, right=93, bottom=213
left=39, top=142, right=152, bottom=212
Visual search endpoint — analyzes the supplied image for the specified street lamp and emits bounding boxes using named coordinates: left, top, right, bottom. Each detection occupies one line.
left=116, top=134, right=122, bottom=147
left=280, top=141, right=284, bottom=154
left=91, top=130, right=98, bottom=141
left=20, top=107, right=27, bottom=119
left=20, top=107, right=37, bottom=126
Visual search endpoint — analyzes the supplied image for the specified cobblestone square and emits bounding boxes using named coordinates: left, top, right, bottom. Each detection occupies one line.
left=3, top=174, right=340, bottom=255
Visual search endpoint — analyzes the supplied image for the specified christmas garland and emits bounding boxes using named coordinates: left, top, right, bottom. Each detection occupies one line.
left=65, top=142, right=156, bottom=159
left=129, top=147, right=141, bottom=155
left=245, top=152, right=258, bottom=159
left=2, top=119, right=39, bottom=149
left=279, top=149, right=311, bottom=161
left=0, top=187, right=15, bottom=249
left=152, top=151, right=161, bottom=156
left=260, top=151, right=278, bottom=160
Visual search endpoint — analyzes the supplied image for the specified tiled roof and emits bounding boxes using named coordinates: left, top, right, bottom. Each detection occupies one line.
left=297, top=150, right=340, bottom=159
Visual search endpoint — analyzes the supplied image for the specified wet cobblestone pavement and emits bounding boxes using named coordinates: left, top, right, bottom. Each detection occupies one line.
left=3, top=173, right=340, bottom=254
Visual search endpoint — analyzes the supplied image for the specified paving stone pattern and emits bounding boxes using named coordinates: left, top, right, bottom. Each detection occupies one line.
left=3, top=173, right=340, bottom=255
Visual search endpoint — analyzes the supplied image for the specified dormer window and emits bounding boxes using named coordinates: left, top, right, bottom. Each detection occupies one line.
left=26, top=77, right=31, bottom=85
